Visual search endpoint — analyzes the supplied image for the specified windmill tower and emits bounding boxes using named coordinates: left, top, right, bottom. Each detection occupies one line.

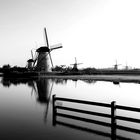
left=34, top=28, right=62, bottom=72
left=70, top=57, right=83, bottom=71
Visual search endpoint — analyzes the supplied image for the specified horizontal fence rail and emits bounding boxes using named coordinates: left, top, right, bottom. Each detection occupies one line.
left=54, top=97, right=111, bottom=108
left=57, top=112, right=111, bottom=127
left=116, top=105, right=140, bottom=112
left=56, top=106, right=111, bottom=118
left=52, top=95, right=140, bottom=140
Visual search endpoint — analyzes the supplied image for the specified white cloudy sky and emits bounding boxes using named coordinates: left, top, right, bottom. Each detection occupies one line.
left=0, top=0, right=140, bottom=69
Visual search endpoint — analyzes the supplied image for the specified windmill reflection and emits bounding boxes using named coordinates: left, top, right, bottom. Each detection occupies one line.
left=35, top=78, right=54, bottom=122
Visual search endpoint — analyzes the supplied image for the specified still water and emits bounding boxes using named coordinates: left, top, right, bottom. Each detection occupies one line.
left=0, top=77, right=140, bottom=140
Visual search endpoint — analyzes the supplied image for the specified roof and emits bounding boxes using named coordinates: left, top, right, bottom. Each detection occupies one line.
left=27, top=59, right=34, bottom=62
left=36, top=46, right=50, bottom=52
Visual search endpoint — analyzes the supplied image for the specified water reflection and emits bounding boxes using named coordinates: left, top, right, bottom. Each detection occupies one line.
left=82, top=79, right=97, bottom=84
left=52, top=78, right=68, bottom=85
left=36, top=78, right=54, bottom=122
left=1, top=77, right=140, bottom=140
left=0, top=77, right=123, bottom=89
left=1, top=77, right=36, bottom=87
left=1, top=77, right=54, bottom=122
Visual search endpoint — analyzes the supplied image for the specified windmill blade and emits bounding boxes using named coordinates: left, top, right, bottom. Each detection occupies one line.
left=31, top=50, right=34, bottom=60
left=44, top=27, right=49, bottom=47
left=31, top=87, right=34, bottom=96
left=44, top=81, right=54, bottom=122
left=49, top=81, right=54, bottom=97
left=33, top=53, right=38, bottom=67
left=75, top=57, right=77, bottom=64
left=48, top=52, right=54, bottom=68
left=25, top=63, right=28, bottom=68
left=32, top=81, right=38, bottom=94
left=115, top=60, right=118, bottom=65
left=77, top=63, right=83, bottom=65
left=50, top=46, right=62, bottom=51
left=50, top=43, right=62, bottom=51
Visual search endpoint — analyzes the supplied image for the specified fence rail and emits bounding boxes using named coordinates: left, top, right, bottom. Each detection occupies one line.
left=54, top=96, right=111, bottom=108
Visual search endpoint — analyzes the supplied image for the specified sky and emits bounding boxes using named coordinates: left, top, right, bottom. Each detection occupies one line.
left=0, top=0, right=140, bottom=69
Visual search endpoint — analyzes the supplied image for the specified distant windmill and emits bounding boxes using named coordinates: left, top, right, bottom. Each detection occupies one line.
left=26, top=50, right=34, bottom=70
left=33, top=28, right=62, bottom=72
left=70, top=57, right=83, bottom=71
left=123, top=62, right=131, bottom=70
left=113, top=60, right=121, bottom=70
left=60, top=65, right=66, bottom=68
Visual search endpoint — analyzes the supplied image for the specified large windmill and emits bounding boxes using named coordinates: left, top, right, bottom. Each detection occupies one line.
left=33, top=28, right=62, bottom=72
left=70, top=57, right=83, bottom=71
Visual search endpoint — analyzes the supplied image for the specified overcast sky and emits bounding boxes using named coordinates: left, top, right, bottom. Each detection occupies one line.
left=0, top=0, right=140, bottom=69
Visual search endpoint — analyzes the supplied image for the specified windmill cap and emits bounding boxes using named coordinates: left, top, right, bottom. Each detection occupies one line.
left=27, top=59, right=34, bottom=62
left=36, top=46, right=50, bottom=52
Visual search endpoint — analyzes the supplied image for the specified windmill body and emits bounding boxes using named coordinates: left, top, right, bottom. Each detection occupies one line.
left=73, top=63, right=78, bottom=70
left=35, top=47, right=51, bottom=72
left=27, top=50, right=35, bottom=70
left=114, top=64, right=118, bottom=70
left=27, top=59, right=34, bottom=70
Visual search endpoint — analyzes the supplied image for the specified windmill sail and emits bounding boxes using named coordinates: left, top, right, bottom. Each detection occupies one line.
left=44, top=28, right=49, bottom=47
left=50, top=43, right=63, bottom=51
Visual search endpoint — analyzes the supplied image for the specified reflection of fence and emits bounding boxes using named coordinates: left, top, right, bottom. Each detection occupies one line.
left=52, top=95, right=140, bottom=140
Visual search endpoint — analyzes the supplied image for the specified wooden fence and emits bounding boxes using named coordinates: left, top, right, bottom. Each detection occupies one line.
left=52, top=95, right=140, bottom=140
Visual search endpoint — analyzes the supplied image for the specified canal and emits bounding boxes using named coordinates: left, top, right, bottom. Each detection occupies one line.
left=0, top=77, right=140, bottom=140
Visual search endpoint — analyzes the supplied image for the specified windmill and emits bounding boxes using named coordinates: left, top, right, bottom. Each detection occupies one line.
left=26, top=50, right=34, bottom=70
left=33, top=28, right=62, bottom=72
left=70, top=57, right=83, bottom=71
left=123, top=62, right=132, bottom=70
left=113, top=60, right=121, bottom=70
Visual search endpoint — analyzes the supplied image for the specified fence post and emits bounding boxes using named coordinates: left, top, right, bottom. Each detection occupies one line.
left=52, top=94, right=56, bottom=126
left=111, top=101, right=116, bottom=140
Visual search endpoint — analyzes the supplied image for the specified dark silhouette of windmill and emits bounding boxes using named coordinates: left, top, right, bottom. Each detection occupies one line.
left=70, top=57, right=83, bottom=71
left=33, top=28, right=62, bottom=72
left=26, top=50, right=34, bottom=70
left=113, top=60, right=121, bottom=70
